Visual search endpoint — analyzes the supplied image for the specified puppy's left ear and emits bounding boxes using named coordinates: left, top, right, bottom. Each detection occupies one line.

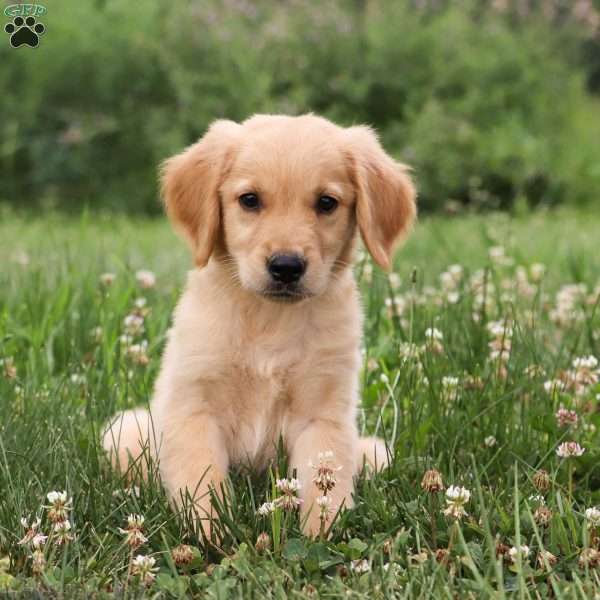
left=160, top=120, right=241, bottom=267
left=345, top=126, right=417, bottom=271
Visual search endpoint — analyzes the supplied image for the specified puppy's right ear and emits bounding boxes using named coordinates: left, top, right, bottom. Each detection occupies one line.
left=160, top=120, right=240, bottom=267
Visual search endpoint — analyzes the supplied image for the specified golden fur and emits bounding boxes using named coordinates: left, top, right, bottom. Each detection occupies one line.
left=103, top=114, right=416, bottom=538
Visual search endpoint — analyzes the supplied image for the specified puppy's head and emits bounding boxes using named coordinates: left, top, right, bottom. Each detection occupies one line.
left=161, top=114, right=416, bottom=302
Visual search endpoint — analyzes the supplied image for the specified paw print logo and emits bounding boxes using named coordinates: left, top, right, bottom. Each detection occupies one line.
left=4, top=16, right=45, bottom=48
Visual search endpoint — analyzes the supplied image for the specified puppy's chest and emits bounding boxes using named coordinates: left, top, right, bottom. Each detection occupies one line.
left=225, top=364, right=291, bottom=467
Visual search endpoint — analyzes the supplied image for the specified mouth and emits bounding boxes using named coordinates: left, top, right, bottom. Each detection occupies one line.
left=260, top=285, right=313, bottom=303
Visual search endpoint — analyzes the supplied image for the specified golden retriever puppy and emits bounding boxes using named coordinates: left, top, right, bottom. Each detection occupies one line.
left=103, top=114, right=416, bottom=538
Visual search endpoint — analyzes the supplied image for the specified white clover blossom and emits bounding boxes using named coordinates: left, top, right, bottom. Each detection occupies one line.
left=399, top=342, right=421, bottom=361
left=484, top=435, right=497, bottom=448
left=443, top=485, right=471, bottom=520
left=508, top=545, right=530, bottom=563
left=134, top=297, right=147, bottom=309
left=119, top=514, right=148, bottom=549
left=45, top=490, right=73, bottom=523
left=572, top=356, right=598, bottom=370
left=70, top=373, right=86, bottom=385
left=126, top=341, right=150, bottom=365
left=99, top=272, right=116, bottom=286
left=528, top=494, right=545, bottom=505
left=556, top=441, right=585, bottom=458
left=257, top=502, right=276, bottom=516
left=53, top=520, right=74, bottom=545
left=529, top=263, right=546, bottom=282
left=425, top=327, right=443, bottom=341
left=441, top=376, right=460, bottom=401
left=585, top=507, right=600, bottom=529
left=275, top=478, right=301, bottom=494
left=274, top=478, right=303, bottom=511
left=18, top=517, right=47, bottom=548
left=544, top=379, right=566, bottom=395
left=310, top=451, right=342, bottom=493
left=350, top=558, right=371, bottom=573
left=316, top=495, right=333, bottom=521
left=90, top=326, right=103, bottom=342
left=388, top=273, right=401, bottom=290
left=555, top=406, right=578, bottom=428
left=135, top=270, right=156, bottom=289
left=132, top=555, right=158, bottom=585
left=123, top=314, right=145, bottom=335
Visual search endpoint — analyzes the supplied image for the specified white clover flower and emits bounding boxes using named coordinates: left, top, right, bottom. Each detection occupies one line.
left=555, top=406, right=578, bottom=428
left=425, top=327, right=443, bottom=341
left=90, top=326, right=103, bottom=342
left=543, top=379, right=565, bottom=395
left=19, top=517, right=47, bottom=549
left=508, top=545, right=530, bottom=563
left=448, top=264, right=464, bottom=279
left=384, top=295, right=406, bottom=316
left=47, top=491, right=66, bottom=505
left=276, top=478, right=301, bottom=494
left=53, top=520, right=74, bottom=545
left=126, top=341, right=149, bottom=365
left=484, top=435, right=497, bottom=448
left=45, top=490, right=73, bottom=523
left=556, top=441, right=585, bottom=458
left=350, top=558, right=371, bottom=574
left=123, top=314, right=145, bottom=336
left=135, top=270, right=156, bottom=289
left=132, top=555, right=158, bottom=586
left=2, top=356, right=18, bottom=379
left=441, top=376, right=460, bottom=401
left=257, top=502, right=276, bottom=516
left=310, top=451, right=342, bottom=493
left=487, top=320, right=513, bottom=339
left=572, top=356, right=598, bottom=370
left=119, top=514, right=148, bottom=549
left=99, top=272, right=116, bottom=286
left=274, top=478, right=303, bottom=511
left=127, top=514, right=145, bottom=528
left=528, top=494, right=545, bottom=505
left=585, top=507, right=600, bottom=529
left=316, top=495, right=333, bottom=521
left=399, top=342, right=421, bottom=361
left=443, top=485, right=471, bottom=520
left=388, top=273, right=401, bottom=290
left=488, top=246, right=505, bottom=261
left=529, top=263, right=546, bottom=282
left=134, top=297, right=147, bottom=309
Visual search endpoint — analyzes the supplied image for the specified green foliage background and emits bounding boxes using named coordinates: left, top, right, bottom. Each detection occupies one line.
left=1, top=0, right=600, bottom=213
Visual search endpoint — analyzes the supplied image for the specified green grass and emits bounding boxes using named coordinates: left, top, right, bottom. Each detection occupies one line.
left=1, top=207, right=599, bottom=598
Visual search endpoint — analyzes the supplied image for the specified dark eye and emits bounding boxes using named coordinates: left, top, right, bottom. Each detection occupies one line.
left=316, top=195, right=338, bottom=214
left=239, top=193, right=260, bottom=211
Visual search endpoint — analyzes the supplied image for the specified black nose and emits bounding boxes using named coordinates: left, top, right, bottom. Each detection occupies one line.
left=267, top=254, right=306, bottom=284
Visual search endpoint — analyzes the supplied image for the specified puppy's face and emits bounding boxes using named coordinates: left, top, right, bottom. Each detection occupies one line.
left=161, top=115, right=416, bottom=302
left=220, top=120, right=357, bottom=301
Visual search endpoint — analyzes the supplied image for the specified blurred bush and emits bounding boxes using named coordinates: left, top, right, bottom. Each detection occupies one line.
left=1, top=0, right=599, bottom=213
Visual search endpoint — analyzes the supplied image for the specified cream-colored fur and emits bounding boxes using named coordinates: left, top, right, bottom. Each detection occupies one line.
left=103, top=114, right=416, bottom=539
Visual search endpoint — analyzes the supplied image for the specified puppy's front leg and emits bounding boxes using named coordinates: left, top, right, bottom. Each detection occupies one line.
left=160, top=413, right=228, bottom=540
left=290, top=420, right=358, bottom=537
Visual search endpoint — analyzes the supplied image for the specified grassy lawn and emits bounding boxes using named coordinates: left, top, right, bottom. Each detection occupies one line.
left=1, top=207, right=599, bottom=598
